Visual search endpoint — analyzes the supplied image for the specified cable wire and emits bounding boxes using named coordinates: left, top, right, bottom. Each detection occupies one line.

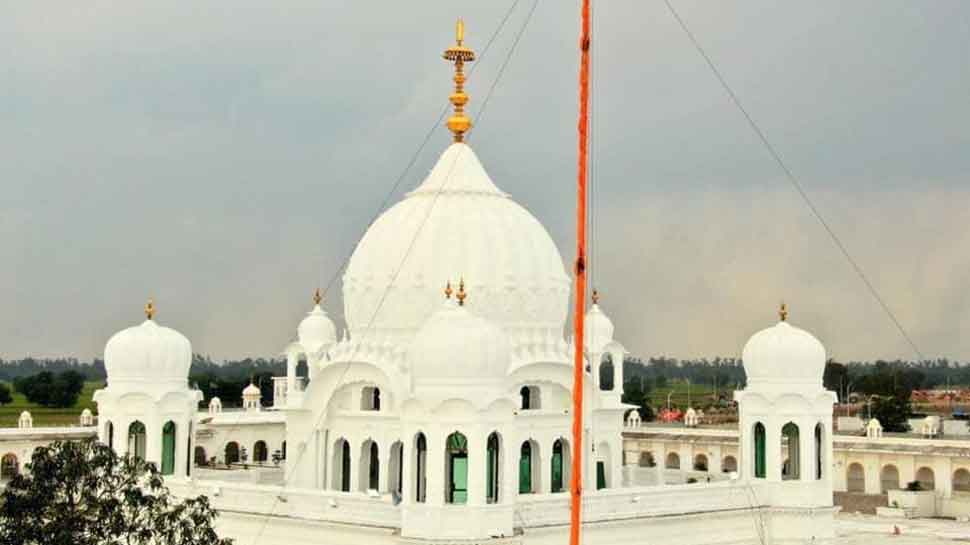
left=317, top=0, right=526, bottom=298
left=662, top=0, right=925, bottom=361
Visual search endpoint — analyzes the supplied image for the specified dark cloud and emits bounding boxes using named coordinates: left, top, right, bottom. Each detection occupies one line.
left=2, top=1, right=967, bottom=361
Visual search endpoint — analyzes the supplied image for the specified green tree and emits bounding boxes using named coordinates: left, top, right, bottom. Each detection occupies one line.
left=0, top=439, right=232, bottom=545
left=0, top=384, right=11, bottom=405
left=12, top=370, right=84, bottom=408
left=870, top=394, right=911, bottom=433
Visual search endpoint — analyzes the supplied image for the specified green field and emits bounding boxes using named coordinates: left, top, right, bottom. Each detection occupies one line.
left=0, top=381, right=101, bottom=428
left=645, top=380, right=736, bottom=409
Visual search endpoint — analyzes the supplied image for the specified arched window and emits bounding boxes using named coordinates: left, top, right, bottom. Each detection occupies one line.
left=639, top=451, right=656, bottom=468
left=331, top=438, right=351, bottom=492
left=253, top=440, right=268, bottom=463
left=185, top=422, right=193, bottom=477
left=414, top=433, right=427, bottom=503
left=881, top=465, right=900, bottom=493
left=916, top=467, right=935, bottom=491
left=194, top=446, right=208, bottom=467
left=846, top=462, right=865, bottom=493
left=0, top=454, right=18, bottom=480
left=599, top=354, right=615, bottom=391
left=551, top=439, right=567, bottom=493
left=486, top=433, right=501, bottom=503
left=781, top=422, right=800, bottom=480
left=519, top=386, right=541, bottom=410
left=359, top=440, right=379, bottom=492
left=596, top=442, right=612, bottom=490
left=282, top=440, right=287, bottom=460
left=722, top=455, right=738, bottom=473
left=953, top=468, right=970, bottom=493
left=665, top=452, right=680, bottom=470
left=693, top=454, right=708, bottom=472
left=445, top=432, right=468, bottom=504
left=128, top=421, right=147, bottom=460
left=519, top=441, right=539, bottom=494
left=753, top=423, right=766, bottom=479
left=225, top=441, right=240, bottom=465
left=389, top=441, right=403, bottom=496
left=361, top=387, right=381, bottom=411
left=161, top=421, right=176, bottom=475
left=814, top=423, right=824, bottom=480
left=105, top=421, right=114, bottom=449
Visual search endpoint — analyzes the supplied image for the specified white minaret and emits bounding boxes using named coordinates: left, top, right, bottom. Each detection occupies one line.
left=734, top=303, right=836, bottom=510
left=94, top=299, right=202, bottom=478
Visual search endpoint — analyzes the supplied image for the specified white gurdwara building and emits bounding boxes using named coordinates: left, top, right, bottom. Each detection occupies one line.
left=93, top=23, right=837, bottom=545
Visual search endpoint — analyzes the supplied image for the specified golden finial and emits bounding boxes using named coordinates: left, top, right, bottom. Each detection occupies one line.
left=444, top=280, right=453, bottom=300
left=443, top=18, right=475, bottom=143
left=779, top=302, right=788, bottom=322
left=313, top=288, right=322, bottom=306
left=456, top=277, right=467, bottom=306
left=144, top=298, right=155, bottom=320
left=591, top=289, right=600, bottom=305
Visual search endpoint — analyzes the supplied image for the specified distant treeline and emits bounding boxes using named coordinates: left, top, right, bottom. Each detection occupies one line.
left=3, top=355, right=968, bottom=407
left=623, top=357, right=970, bottom=402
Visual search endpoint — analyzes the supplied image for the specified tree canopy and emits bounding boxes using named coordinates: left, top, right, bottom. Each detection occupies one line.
left=0, top=439, right=232, bottom=545
left=12, top=370, right=85, bottom=408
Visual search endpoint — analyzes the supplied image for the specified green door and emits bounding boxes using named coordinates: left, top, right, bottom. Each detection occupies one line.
left=596, top=461, right=606, bottom=490
left=161, top=422, right=176, bottom=475
left=754, top=423, right=766, bottom=479
left=551, top=441, right=564, bottom=492
left=519, top=443, right=532, bottom=493
left=450, top=455, right=468, bottom=504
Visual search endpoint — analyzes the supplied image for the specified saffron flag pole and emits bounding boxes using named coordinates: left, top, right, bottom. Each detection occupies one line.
left=570, top=1, right=592, bottom=545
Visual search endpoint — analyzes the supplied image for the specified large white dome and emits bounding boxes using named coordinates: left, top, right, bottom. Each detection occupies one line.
left=342, top=143, right=570, bottom=349
left=407, top=298, right=510, bottom=386
left=742, top=320, right=826, bottom=391
left=104, top=319, right=191, bottom=386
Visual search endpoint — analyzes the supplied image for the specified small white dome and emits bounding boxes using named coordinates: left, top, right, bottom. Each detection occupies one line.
left=407, top=299, right=510, bottom=386
left=298, top=303, right=337, bottom=355
left=243, top=383, right=261, bottom=397
left=742, top=320, right=826, bottom=391
left=104, top=319, right=191, bottom=386
left=586, top=304, right=615, bottom=353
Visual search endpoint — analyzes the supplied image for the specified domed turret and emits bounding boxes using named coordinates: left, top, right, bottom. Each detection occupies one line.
left=741, top=304, right=825, bottom=391
left=586, top=291, right=615, bottom=353
left=407, top=281, right=510, bottom=387
left=104, top=299, right=191, bottom=386
left=298, top=289, right=337, bottom=355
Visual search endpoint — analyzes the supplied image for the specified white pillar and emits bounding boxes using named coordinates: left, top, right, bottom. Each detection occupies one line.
left=467, top=433, right=484, bottom=506
left=426, top=434, right=444, bottom=506
left=766, top=423, right=782, bottom=482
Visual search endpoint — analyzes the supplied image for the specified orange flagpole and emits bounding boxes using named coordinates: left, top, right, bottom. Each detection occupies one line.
left=569, top=1, right=592, bottom=545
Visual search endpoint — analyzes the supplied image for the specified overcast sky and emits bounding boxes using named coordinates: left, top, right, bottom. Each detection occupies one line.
left=2, top=1, right=968, bottom=363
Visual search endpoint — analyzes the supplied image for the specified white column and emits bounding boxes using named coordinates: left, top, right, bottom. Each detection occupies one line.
left=426, top=434, right=444, bottom=506
left=401, top=437, right=413, bottom=505
left=347, top=440, right=359, bottom=493
left=467, top=433, right=484, bottom=506
left=799, top=418, right=814, bottom=482
left=766, top=422, right=782, bottom=482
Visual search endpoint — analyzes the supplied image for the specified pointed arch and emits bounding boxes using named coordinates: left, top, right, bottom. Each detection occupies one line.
left=486, top=432, right=501, bottom=503
left=128, top=421, right=147, bottom=460
left=414, top=432, right=427, bottom=503
left=445, top=432, right=468, bottom=504
left=161, top=421, right=176, bottom=475
left=753, top=422, right=766, bottom=479
left=781, top=422, right=800, bottom=480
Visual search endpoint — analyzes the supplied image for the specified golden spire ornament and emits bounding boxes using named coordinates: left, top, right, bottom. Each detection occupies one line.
left=313, top=288, right=322, bottom=306
left=456, top=277, right=467, bottom=306
left=144, top=298, right=155, bottom=320
left=444, top=280, right=454, bottom=300
left=591, top=289, right=600, bottom=305
left=779, top=302, right=789, bottom=322
left=443, top=18, right=475, bottom=142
